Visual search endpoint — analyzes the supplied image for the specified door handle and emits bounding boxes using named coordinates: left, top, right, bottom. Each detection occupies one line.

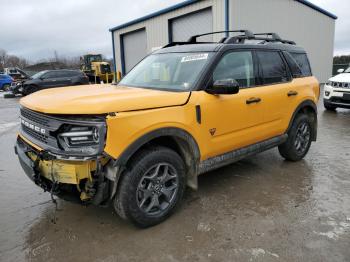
left=246, top=97, right=261, bottom=104
left=287, top=90, right=298, bottom=97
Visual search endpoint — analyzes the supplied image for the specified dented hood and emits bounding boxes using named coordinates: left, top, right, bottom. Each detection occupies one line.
left=20, top=84, right=190, bottom=114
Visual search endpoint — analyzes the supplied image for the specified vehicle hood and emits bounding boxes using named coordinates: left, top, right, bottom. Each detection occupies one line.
left=329, top=73, right=350, bottom=82
left=20, top=84, right=190, bottom=114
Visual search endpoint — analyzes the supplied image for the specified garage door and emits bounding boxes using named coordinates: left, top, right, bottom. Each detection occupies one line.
left=171, top=8, right=213, bottom=42
left=122, top=29, right=147, bottom=73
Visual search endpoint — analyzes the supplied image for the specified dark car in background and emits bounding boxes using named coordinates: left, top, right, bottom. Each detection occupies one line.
left=14, top=69, right=89, bottom=95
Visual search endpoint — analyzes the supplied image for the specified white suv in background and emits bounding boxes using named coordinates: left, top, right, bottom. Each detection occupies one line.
left=324, top=66, right=350, bottom=111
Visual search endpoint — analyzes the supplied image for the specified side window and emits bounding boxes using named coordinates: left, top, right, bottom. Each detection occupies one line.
left=67, top=71, right=80, bottom=77
left=290, top=52, right=312, bottom=77
left=283, top=51, right=302, bottom=78
left=43, top=71, right=57, bottom=79
left=257, top=51, right=290, bottom=84
left=56, top=71, right=70, bottom=77
left=213, top=51, right=255, bottom=88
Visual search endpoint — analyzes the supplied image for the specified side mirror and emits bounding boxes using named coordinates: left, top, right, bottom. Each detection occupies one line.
left=337, top=68, right=345, bottom=74
left=206, top=79, right=240, bottom=95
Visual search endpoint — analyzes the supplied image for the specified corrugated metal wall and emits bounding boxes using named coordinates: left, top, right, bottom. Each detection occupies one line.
left=230, top=0, right=335, bottom=82
left=113, top=0, right=225, bottom=74
left=122, top=29, right=147, bottom=73
left=112, top=0, right=335, bottom=82
left=170, top=8, right=213, bottom=42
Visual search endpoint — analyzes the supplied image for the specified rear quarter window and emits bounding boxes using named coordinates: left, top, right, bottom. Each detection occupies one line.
left=283, top=51, right=303, bottom=78
left=290, top=52, right=312, bottom=77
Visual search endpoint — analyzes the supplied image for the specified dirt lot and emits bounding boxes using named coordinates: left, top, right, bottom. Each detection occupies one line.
left=0, top=92, right=349, bottom=262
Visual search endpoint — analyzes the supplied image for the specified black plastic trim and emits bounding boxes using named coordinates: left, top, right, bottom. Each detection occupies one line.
left=114, top=127, right=200, bottom=167
left=286, top=100, right=318, bottom=141
left=195, top=105, right=201, bottom=124
left=198, top=134, right=288, bottom=174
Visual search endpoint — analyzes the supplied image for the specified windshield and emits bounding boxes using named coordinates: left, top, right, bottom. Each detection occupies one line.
left=31, top=71, right=48, bottom=79
left=119, top=52, right=213, bottom=91
left=87, top=55, right=102, bottom=63
left=345, top=67, right=350, bottom=73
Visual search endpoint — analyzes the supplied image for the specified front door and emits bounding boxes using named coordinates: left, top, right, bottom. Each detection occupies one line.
left=198, top=50, right=267, bottom=158
left=41, top=71, right=60, bottom=88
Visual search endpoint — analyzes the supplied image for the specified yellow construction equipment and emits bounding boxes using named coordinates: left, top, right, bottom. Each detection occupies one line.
left=80, top=54, right=114, bottom=83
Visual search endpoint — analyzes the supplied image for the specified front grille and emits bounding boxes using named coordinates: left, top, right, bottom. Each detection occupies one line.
left=22, top=125, right=49, bottom=143
left=330, top=97, right=350, bottom=104
left=20, top=107, right=54, bottom=145
left=20, top=108, right=50, bottom=127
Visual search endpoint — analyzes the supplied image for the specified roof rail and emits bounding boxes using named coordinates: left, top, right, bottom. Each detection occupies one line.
left=225, top=32, right=296, bottom=45
left=254, top=33, right=282, bottom=41
left=162, top=30, right=296, bottom=49
left=187, top=30, right=254, bottom=43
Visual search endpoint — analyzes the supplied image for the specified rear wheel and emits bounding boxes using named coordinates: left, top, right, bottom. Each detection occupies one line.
left=114, top=147, right=186, bottom=228
left=278, top=114, right=312, bottom=161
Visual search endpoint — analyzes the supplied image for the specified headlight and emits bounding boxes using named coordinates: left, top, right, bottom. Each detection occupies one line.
left=57, top=124, right=105, bottom=155
left=326, top=81, right=332, bottom=86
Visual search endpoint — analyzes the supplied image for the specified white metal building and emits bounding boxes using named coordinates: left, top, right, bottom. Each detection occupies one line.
left=109, top=0, right=336, bottom=82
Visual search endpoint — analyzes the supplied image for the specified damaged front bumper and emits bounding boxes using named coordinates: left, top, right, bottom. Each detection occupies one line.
left=15, top=135, right=118, bottom=205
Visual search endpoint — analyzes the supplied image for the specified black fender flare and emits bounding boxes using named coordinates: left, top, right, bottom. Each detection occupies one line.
left=287, top=99, right=318, bottom=141
left=113, top=127, right=201, bottom=189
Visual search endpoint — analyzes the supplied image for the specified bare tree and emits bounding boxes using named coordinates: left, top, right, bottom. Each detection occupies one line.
left=0, top=48, right=28, bottom=69
left=0, top=49, right=8, bottom=70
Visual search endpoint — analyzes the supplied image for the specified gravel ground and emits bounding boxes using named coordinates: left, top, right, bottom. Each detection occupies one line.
left=0, top=94, right=349, bottom=262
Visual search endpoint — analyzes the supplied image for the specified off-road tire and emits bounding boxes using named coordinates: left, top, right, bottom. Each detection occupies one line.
left=278, top=114, right=313, bottom=161
left=114, top=147, right=186, bottom=228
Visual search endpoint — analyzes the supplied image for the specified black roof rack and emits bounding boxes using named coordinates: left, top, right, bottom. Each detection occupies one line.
left=224, top=32, right=296, bottom=45
left=162, top=30, right=296, bottom=49
left=187, top=30, right=254, bottom=43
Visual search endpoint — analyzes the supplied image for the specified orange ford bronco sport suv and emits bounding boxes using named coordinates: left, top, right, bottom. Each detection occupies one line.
left=15, top=31, right=319, bottom=227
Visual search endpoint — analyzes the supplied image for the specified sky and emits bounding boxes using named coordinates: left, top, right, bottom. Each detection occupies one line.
left=0, top=0, right=348, bottom=62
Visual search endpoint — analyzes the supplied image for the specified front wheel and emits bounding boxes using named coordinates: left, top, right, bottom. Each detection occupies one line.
left=278, top=114, right=313, bottom=161
left=3, top=84, right=10, bottom=91
left=114, top=147, right=186, bottom=228
left=23, top=85, right=39, bottom=95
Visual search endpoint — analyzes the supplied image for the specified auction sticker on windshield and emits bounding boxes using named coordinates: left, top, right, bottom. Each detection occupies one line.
left=181, top=53, right=208, bottom=63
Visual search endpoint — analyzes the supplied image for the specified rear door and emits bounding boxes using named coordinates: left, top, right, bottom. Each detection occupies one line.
left=255, top=50, right=293, bottom=137
left=54, top=71, right=72, bottom=86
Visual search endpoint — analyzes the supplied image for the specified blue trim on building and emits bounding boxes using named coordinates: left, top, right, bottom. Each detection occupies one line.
left=295, top=0, right=337, bottom=19
left=109, top=0, right=200, bottom=32
left=119, top=35, right=126, bottom=75
left=109, top=0, right=337, bottom=33
left=224, top=0, right=229, bottom=37
left=111, top=31, right=117, bottom=75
